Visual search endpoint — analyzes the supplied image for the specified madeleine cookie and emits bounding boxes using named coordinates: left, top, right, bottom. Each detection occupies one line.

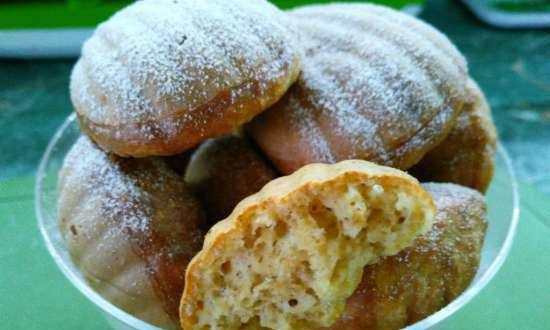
left=71, top=0, right=301, bottom=157
left=324, top=183, right=487, bottom=330
left=247, top=3, right=468, bottom=174
left=58, top=136, right=205, bottom=329
left=410, top=80, right=497, bottom=192
left=185, top=135, right=278, bottom=224
left=180, top=160, right=435, bottom=330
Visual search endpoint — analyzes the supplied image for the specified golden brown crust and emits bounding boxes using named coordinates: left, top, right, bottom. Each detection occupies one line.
left=185, top=135, right=278, bottom=224
left=410, top=80, right=497, bottom=192
left=247, top=3, right=468, bottom=174
left=180, top=160, right=435, bottom=330
left=58, top=136, right=206, bottom=329
left=322, top=183, right=487, bottom=330
left=71, top=0, right=301, bottom=157
left=76, top=74, right=300, bottom=157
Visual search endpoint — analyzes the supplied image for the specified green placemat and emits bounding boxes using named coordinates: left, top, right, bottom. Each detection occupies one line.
left=0, top=177, right=107, bottom=329
left=0, top=176, right=548, bottom=329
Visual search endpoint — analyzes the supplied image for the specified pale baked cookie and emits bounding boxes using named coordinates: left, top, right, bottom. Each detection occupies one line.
left=410, top=80, right=497, bottom=192
left=71, top=0, right=301, bottom=157
left=185, top=135, right=278, bottom=224
left=323, top=183, right=487, bottom=330
left=58, top=136, right=205, bottom=329
left=247, top=3, right=468, bottom=174
left=180, top=160, right=435, bottom=330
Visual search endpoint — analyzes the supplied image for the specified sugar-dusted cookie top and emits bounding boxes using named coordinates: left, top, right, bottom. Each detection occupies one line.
left=58, top=136, right=205, bottom=329
left=71, top=0, right=301, bottom=157
left=248, top=3, right=468, bottom=174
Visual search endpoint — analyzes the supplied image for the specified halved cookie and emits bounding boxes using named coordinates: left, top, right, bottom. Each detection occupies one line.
left=180, top=160, right=435, bottom=330
left=322, top=183, right=488, bottom=330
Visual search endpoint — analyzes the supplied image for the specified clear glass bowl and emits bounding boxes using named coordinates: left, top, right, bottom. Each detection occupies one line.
left=36, top=114, right=520, bottom=330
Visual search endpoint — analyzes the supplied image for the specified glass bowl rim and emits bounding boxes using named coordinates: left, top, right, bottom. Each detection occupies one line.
left=35, top=113, right=520, bottom=330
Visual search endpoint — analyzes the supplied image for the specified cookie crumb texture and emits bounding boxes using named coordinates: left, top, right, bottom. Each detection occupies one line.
left=322, top=183, right=488, bottom=330
left=180, top=160, right=435, bottom=330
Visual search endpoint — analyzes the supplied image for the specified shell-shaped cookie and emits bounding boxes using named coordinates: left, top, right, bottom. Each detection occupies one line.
left=71, top=0, right=301, bottom=157
left=58, top=136, right=205, bottom=329
left=323, top=183, right=487, bottom=330
left=410, top=79, right=497, bottom=192
left=185, top=135, right=278, bottom=225
left=247, top=3, right=468, bottom=174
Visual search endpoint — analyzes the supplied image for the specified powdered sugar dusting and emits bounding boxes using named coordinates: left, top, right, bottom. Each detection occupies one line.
left=326, top=183, right=487, bottom=329
left=71, top=0, right=299, bottom=129
left=423, top=182, right=486, bottom=217
left=62, top=136, right=153, bottom=234
left=288, top=95, right=335, bottom=163
left=58, top=136, right=207, bottom=326
left=420, top=183, right=487, bottom=256
left=262, top=3, right=467, bottom=170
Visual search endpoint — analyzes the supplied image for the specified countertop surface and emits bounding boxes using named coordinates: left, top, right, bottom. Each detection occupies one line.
left=0, top=0, right=549, bottom=329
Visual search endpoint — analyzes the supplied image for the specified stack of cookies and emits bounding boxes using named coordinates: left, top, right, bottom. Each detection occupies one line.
left=58, top=1, right=495, bottom=329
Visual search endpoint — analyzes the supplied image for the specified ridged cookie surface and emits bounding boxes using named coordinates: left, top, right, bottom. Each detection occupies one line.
left=410, top=80, right=497, bottom=192
left=248, top=3, right=468, bottom=174
left=58, top=136, right=205, bottom=329
left=71, top=0, right=301, bottom=157
left=322, top=183, right=487, bottom=330
left=180, top=160, right=435, bottom=330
